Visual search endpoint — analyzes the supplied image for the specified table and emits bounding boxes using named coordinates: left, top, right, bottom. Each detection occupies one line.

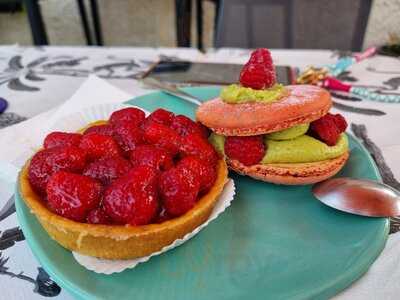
left=1, top=46, right=400, bottom=299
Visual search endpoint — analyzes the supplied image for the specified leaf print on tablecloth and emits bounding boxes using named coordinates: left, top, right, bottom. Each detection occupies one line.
left=7, top=55, right=23, bottom=71
left=0, top=53, right=153, bottom=91
left=0, top=227, right=25, bottom=250
left=383, top=77, right=400, bottom=90
left=0, top=252, right=61, bottom=297
left=27, top=56, right=49, bottom=68
left=7, top=78, right=40, bottom=91
left=25, top=71, right=45, bottom=81
left=41, top=57, right=88, bottom=69
left=336, top=71, right=358, bottom=82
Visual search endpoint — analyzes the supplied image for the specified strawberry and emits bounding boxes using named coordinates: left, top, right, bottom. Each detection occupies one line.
left=83, top=124, right=114, bottom=137
left=83, top=155, right=132, bottom=186
left=145, top=108, right=175, bottom=126
left=109, top=107, right=145, bottom=127
left=47, top=171, right=102, bottom=222
left=179, top=133, right=219, bottom=166
left=130, top=145, right=173, bottom=171
left=103, top=166, right=159, bottom=225
left=86, top=207, right=112, bottom=224
left=159, top=166, right=200, bottom=217
left=43, top=132, right=82, bottom=149
left=112, top=121, right=144, bottom=155
left=143, top=121, right=181, bottom=155
left=28, top=146, right=87, bottom=194
left=171, top=115, right=209, bottom=138
left=79, top=133, right=121, bottom=161
left=177, top=156, right=217, bottom=193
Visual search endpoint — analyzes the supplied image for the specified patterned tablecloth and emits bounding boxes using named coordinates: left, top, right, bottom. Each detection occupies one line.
left=0, top=46, right=400, bottom=300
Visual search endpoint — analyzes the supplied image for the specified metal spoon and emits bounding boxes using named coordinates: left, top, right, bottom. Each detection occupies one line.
left=141, top=77, right=203, bottom=106
left=312, top=178, right=400, bottom=217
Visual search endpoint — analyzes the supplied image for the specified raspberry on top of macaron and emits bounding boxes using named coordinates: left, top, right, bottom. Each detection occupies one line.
left=196, top=48, right=350, bottom=185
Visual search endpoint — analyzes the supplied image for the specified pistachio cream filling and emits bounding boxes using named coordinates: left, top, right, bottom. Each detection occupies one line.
left=209, top=126, right=348, bottom=164
left=220, top=84, right=286, bottom=104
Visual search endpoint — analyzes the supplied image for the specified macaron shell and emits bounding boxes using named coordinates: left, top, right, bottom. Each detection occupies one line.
left=227, top=151, right=349, bottom=185
left=196, top=85, right=331, bottom=136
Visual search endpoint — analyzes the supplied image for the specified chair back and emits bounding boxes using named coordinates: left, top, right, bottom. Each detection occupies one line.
left=215, top=0, right=373, bottom=50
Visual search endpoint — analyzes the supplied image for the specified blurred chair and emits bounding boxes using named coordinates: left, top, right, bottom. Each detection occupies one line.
left=23, top=0, right=103, bottom=45
left=214, top=0, right=372, bottom=50
left=175, top=0, right=220, bottom=50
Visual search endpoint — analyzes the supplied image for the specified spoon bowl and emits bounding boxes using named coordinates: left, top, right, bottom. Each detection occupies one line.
left=312, top=178, right=400, bottom=217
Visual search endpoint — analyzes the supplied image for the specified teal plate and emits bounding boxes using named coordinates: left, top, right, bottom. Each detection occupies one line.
left=16, top=87, right=389, bottom=300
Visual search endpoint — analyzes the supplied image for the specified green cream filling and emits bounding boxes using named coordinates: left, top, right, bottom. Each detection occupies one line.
left=266, top=124, right=310, bottom=140
left=220, top=84, right=286, bottom=104
left=261, top=134, right=348, bottom=164
left=208, top=133, right=226, bottom=157
left=209, top=131, right=348, bottom=164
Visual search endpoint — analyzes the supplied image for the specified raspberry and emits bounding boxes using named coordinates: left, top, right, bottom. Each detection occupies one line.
left=179, top=133, right=219, bottom=166
left=83, top=124, right=114, bottom=136
left=47, top=171, right=102, bottom=222
left=224, top=136, right=265, bottom=166
left=177, top=156, right=217, bottom=193
left=86, top=207, right=112, bottom=224
left=159, top=166, right=200, bottom=217
left=130, top=145, right=173, bottom=171
left=146, top=108, right=175, bottom=126
left=248, top=48, right=274, bottom=66
left=43, top=132, right=82, bottom=149
left=83, top=156, right=132, bottom=185
left=79, top=133, right=121, bottom=161
left=28, top=146, right=87, bottom=194
left=103, top=166, right=159, bottom=225
left=143, top=121, right=181, bottom=155
left=239, top=62, right=276, bottom=90
left=112, top=121, right=144, bottom=155
left=109, top=107, right=145, bottom=127
left=332, top=113, right=348, bottom=132
left=171, top=115, right=209, bottom=138
left=310, top=114, right=341, bottom=146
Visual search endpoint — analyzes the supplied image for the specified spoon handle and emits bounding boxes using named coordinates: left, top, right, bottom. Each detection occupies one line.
left=141, top=78, right=202, bottom=106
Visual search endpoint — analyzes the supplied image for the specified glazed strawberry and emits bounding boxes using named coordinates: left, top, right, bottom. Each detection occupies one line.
left=239, top=62, right=276, bottom=90
left=143, top=121, right=181, bottom=155
left=248, top=48, right=274, bottom=66
left=171, top=115, right=209, bottom=138
left=103, top=166, right=159, bottom=225
left=86, top=207, right=112, bottom=224
left=153, top=206, right=173, bottom=223
left=159, top=166, right=200, bottom=217
left=130, top=145, right=173, bottom=171
left=28, top=146, right=87, bottom=194
left=83, top=156, right=132, bottom=185
left=79, top=133, right=121, bottom=161
left=310, top=114, right=342, bottom=146
left=179, top=133, right=219, bottom=166
left=224, top=136, right=265, bottom=166
left=43, top=132, right=82, bottom=149
left=109, top=107, right=145, bottom=127
left=146, top=108, right=174, bottom=126
left=112, top=121, right=144, bottom=155
left=47, top=171, right=102, bottom=222
left=177, top=156, right=217, bottom=193
left=83, top=124, right=114, bottom=136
